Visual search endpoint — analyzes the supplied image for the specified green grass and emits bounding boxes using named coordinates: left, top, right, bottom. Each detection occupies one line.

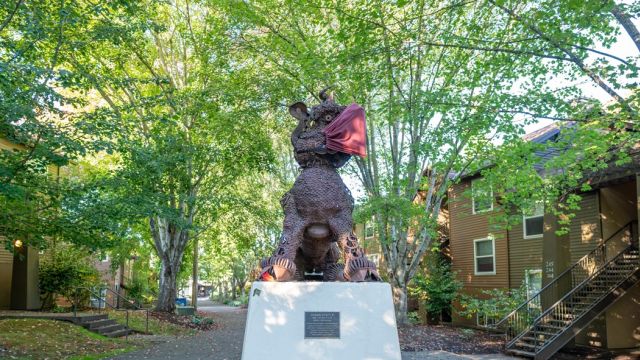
left=0, top=319, right=140, bottom=360
left=105, top=310, right=191, bottom=336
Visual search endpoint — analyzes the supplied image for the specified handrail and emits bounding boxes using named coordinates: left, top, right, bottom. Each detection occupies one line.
left=104, top=286, right=143, bottom=310
left=495, top=220, right=636, bottom=329
left=72, top=285, right=149, bottom=334
left=522, top=243, right=637, bottom=350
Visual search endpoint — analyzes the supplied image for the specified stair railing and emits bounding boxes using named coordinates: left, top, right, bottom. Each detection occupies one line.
left=494, top=221, right=636, bottom=344
left=72, top=286, right=131, bottom=340
left=527, top=243, right=639, bottom=353
left=101, top=286, right=149, bottom=333
left=72, top=285, right=149, bottom=335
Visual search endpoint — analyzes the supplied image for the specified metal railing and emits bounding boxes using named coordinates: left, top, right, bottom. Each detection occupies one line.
left=494, top=221, right=636, bottom=344
left=525, top=245, right=639, bottom=352
left=72, top=285, right=149, bottom=334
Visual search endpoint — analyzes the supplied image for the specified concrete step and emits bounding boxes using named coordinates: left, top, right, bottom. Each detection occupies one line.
left=77, top=314, right=109, bottom=324
left=104, top=328, right=130, bottom=338
left=84, top=319, right=117, bottom=330
left=95, top=324, right=125, bottom=335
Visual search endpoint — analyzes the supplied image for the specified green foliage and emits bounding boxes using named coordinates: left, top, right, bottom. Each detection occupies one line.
left=39, top=248, right=100, bottom=310
left=410, top=260, right=462, bottom=315
left=406, top=311, right=421, bottom=325
left=191, top=314, right=214, bottom=326
left=222, top=0, right=639, bottom=324
left=458, top=286, right=528, bottom=324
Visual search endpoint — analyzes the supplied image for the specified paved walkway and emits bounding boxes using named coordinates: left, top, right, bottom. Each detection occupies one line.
left=110, top=303, right=245, bottom=360
left=109, top=304, right=513, bottom=360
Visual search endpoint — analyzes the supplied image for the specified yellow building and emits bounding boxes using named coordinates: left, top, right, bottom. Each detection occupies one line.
left=0, top=137, right=43, bottom=309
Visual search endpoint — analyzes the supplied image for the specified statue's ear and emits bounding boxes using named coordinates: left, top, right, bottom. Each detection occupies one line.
left=289, top=102, right=309, bottom=121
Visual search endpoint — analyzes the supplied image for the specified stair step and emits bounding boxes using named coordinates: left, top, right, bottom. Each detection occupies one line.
left=515, top=341, right=537, bottom=349
left=535, top=324, right=564, bottom=332
left=77, top=314, right=109, bottom=323
left=84, top=319, right=117, bottom=329
left=95, top=324, right=125, bottom=334
left=506, top=348, right=535, bottom=358
left=104, top=328, right=130, bottom=338
left=532, top=330, right=557, bottom=337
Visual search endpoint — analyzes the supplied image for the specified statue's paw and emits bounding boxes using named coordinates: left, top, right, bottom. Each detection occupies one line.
left=323, top=263, right=346, bottom=281
left=258, top=267, right=276, bottom=282
left=345, top=258, right=380, bottom=282
left=258, top=257, right=296, bottom=281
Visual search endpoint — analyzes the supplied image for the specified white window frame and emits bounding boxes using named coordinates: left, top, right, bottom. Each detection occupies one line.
left=364, top=221, right=375, bottom=240
left=523, top=202, right=544, bottom=239
left=471, top=178, right=493, bottom=214
left=473, top=236, right=496, bottom=275
left=367, top=253, right=381, bottom=267
left=476, top=312, right=497, bottom=327
left=525, top=269, right=542, bottom=294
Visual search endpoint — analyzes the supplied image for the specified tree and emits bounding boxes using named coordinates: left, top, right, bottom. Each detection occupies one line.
left=0, top=0, right=114, bottom=251
left=59, top=0, right=276, bottom=312
left=223, top=0, right=638, bottom=323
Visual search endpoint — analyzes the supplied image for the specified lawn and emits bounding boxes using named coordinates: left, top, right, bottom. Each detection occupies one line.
left=0, top=318, right=139, bottom=360
left=105, top=310, right=190, bottom=336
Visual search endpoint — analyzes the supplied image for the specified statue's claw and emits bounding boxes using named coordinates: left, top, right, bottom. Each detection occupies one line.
left=259, top=257, right=297, bottom=281
left=345, top=258, right=380, bottom=282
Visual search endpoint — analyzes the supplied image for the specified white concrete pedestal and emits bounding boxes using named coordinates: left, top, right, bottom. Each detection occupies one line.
left=241, top=282, right=401, bottom=360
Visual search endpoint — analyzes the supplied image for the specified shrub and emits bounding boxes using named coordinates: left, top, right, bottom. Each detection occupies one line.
left=407, top=311, right=421, bottom=325
left=410, top=260, right=462, bottom=323
left=458, top=285, right=528, bottom=326
left=39, top=249, right=100, bottom=310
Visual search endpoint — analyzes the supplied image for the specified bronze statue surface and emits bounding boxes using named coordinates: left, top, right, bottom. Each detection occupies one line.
left=259, top=90, right=380, bottom=282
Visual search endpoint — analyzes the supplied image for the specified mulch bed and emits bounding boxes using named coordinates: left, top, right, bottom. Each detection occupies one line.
left=398, top=324, right=505, bottom=354
left=149, top=311, right=218, bottom=331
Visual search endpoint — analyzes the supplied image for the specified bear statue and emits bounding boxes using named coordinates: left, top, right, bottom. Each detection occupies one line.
left=259, top=89, right=381, bottom=282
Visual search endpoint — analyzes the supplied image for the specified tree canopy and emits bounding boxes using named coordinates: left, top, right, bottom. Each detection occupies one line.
left=1, top=0, right=637, bottom=317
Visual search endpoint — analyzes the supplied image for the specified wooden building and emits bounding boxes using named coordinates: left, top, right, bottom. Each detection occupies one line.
left=448, top=124, right=640, bottom=356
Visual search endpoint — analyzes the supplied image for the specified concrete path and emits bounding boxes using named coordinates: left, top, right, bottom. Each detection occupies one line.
left=109, top=305, right=245, bottom=360
left=109, top=305, right=514, bottom=360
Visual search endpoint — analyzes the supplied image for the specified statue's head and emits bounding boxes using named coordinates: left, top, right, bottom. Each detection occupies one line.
left=288, top=88, right=346, bottom=130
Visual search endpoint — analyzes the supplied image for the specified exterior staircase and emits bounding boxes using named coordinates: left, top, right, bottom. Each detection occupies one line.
left=494, top=221, right=639, bottom=360
left=78, top=313, right=131, bottom=338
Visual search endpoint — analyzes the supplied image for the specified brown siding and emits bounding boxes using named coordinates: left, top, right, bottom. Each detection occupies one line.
left=0, top=247, right=12, bottom=263
left=569, top=192, right=601, bottom=264
left=449, top=179, right=509, bottom=294
left=0, top=248, right=12, bottom=310
left=508, top=219, right=543, bottom=288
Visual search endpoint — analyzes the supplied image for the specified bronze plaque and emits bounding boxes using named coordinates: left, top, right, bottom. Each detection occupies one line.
left=304, top=312, right=340, bottom=339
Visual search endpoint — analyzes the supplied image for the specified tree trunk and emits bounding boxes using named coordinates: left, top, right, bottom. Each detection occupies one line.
left=392, top=283, right=408, bottom=325
left=231, top=278, right=237, bottom=300
left=191, top=236, right=198, bottom=310
left=151, top=216, right=189, bottom=313
left=156, top=260, right=179, bottom=313
left=612, top=4, right=640, bottom=53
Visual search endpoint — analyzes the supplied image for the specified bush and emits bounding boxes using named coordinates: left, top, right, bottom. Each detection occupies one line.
left=39, top=250, right=100, bottom=310
left=410, top=260, right=462, bottom=323
left=458, top=286, right=528, bottom=326
left=407, top=311, right=421, bottom=325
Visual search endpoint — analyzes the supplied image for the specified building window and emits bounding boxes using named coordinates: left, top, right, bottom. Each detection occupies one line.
left=472, top=178, right=493, bottom=214
left=476, top=312, right=497, bottom=328
left=523, top=202, right=544, bottom=238
left=368, top=253, right=381, bottom=267
left=525, top=269, right=542, bottom=299
left=365, top=221, right=375, bottom=239
left=474, top=237, right=495, bottom=275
